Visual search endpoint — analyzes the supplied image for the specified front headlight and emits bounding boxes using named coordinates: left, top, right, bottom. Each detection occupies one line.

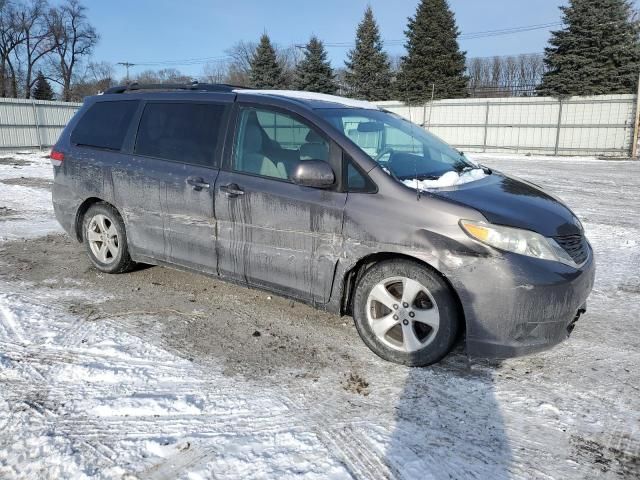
left=460, top=219, right=577, bottom=267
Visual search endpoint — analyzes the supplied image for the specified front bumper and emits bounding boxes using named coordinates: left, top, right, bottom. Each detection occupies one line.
left=450, top=246, right=595, bottom=359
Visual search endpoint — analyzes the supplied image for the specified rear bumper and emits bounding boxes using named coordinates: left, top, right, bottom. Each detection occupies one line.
left=52, top=180, right=79, bottom=240
left=450, top=246, right=595, bottom=359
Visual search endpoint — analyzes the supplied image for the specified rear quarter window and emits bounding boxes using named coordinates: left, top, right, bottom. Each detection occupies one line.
left=71, top=101, right=139, bottom=151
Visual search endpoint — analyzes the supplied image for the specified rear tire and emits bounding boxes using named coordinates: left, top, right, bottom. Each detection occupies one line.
left=352, top=259, right=460, bottom=366
left=82, top=203, right=135, bottom=274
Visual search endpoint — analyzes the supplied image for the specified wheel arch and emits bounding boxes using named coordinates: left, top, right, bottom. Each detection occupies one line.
left=74, top=197, right=121, bottom=242
left=340, top=252, right=466, bottom=334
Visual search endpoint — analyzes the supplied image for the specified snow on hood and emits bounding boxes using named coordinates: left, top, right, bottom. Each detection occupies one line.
left=402, top=168, right=488, bottom=190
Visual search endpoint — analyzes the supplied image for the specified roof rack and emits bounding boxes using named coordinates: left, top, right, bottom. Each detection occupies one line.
left=103, top=81, right=244, bottom=95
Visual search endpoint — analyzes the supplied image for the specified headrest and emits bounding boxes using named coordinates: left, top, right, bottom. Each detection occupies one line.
left=305, top=129, right=324, bottom=143
left=299, top=142, right=329, bottom=161
left=244, top=122, right=263, bottom=153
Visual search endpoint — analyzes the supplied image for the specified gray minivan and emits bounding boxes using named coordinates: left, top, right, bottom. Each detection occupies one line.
left=51, top=83, right=594, bottom=366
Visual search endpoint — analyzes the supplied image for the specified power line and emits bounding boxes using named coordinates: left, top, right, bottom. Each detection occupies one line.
left=324, top=21, right=562, bottom=47
left=116, top=21, right=563, bottom=69
left=117, top=62, right=135, bottom=81
left=133, top=54, right=232, bottom=67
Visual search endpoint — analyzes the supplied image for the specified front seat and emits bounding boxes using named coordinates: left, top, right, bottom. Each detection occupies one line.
left=241, top=121, right=287, bottom=179
left=299, top=130, right=329, bottom=162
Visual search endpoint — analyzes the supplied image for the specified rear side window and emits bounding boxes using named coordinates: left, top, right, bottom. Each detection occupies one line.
left=71, top=101, right=138, bottom=151
left=135, top=102, right=226, bottom=166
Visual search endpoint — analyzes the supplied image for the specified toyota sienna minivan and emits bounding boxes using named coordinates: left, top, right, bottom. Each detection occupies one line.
left=51, top=83, right=594, bottom=366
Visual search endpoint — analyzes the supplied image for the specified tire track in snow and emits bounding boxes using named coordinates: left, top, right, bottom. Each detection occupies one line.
left=318, top=427, right=392, bottom=480
left=0, top=294, right=26, bottom=344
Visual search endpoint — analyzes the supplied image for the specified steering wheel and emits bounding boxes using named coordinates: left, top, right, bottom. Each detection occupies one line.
left=375, top=147, right=395, bottom=162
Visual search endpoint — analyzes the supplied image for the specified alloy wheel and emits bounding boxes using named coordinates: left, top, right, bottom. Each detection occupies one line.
left=87, top=214, right=120, bottom=264
left=366, top=276, right=440, bottom=352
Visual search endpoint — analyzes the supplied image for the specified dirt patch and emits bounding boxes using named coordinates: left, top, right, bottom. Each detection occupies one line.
left=0, top=234, right=375, bottom=380
left=0, top=177, right=52, bottom=190
left=0, top=206, right=17, bottom=217
left=619, top=282, right=640, bottom=294
left=343, top=372, right=370, bottom=396
left=0, top=157, right=35, bottom=167
left=570, top=434, right=640, bottom=477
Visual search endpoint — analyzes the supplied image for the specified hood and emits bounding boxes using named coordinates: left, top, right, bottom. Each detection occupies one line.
left=430, top=171, right=582, bottom=237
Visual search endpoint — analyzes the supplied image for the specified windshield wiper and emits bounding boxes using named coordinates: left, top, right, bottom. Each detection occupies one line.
left=399, top=174, right=440, bottom=181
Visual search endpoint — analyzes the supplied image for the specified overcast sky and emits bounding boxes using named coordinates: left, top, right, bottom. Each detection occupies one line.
left=85, top=0, right=635, bottom=79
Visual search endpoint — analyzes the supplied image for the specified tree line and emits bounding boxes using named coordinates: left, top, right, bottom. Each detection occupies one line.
left=467, top=53, right=547, bottom=97
left=1, top=0, right=639, bottom=103
left=0, top=0, right=97, bottom=101
left=194, top=0, right=640, bottom=102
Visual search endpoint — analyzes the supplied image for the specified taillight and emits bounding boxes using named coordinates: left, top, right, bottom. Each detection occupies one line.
left=50, top=149, right=64, bottom=167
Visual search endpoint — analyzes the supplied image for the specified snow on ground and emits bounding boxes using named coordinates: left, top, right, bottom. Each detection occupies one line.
left=0, top=152, right=61, bottom=241
left=0, top=151, right=639, bottom=479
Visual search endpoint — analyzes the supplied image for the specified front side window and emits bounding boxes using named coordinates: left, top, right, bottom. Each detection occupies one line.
left=318, top=108, right=475, bottom=181
left=233, top=107, right=329, bottom=180
left=71, top=101, right=138, bottom=151
left=135, top=102, right=226, bottom=166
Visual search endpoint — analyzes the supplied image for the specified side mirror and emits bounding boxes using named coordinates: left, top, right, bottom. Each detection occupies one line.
left=291, top=160, right=335, bottom=188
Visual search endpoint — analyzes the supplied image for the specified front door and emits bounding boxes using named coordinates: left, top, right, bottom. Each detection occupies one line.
left=132, top=99, right=232, bottom=273
left=214, top=105, right=346, bottom=303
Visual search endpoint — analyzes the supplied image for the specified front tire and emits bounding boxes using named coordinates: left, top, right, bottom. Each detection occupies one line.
left=353, top=259, right=460, bottom=366
left=82, top=203, right=135, bottom=274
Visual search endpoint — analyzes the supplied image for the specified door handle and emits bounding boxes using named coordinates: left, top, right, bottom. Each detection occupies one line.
left=220, top=183, right=245, bottom=197
left=186, top=176, right=210, bottom=191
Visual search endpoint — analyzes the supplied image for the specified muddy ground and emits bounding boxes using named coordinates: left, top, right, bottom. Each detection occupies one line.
left=1, top=234, right=381, bottom=379
left=0, top=177, right=52, bottom=190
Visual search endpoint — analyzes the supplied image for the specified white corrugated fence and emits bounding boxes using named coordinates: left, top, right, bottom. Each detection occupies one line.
left=376, top=94, right=638, bottom=157
left=0, top=98, right=81, bottom=151
left=0, top=94, right=636, bottom=157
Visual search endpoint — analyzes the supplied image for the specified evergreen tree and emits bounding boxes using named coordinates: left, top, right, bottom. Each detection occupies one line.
left=395, top=0, right=468, bottom=103
left=32, top=72, right=54, bottom=101
left=249, top=34, right=285, bottom=89
left=344, top=6, right=392, bottom=100
left=294, top=36, right=337, bottom=94
left=538, top=0, right=640, bottom=96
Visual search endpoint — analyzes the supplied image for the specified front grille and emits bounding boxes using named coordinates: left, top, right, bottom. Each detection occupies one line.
left=554, top=234, right=589, bottom=265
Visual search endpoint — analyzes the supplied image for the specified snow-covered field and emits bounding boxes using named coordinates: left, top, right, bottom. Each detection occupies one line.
left=0, top=151, right=639, bottom=479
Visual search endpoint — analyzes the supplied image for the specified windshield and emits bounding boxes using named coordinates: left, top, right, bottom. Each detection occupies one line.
left=317, top=108, right=476, bottom=180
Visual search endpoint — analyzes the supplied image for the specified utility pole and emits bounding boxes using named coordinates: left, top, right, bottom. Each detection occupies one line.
left=632, top=72, right=640, bottom=159
left=426, top=83, right=435, bottom=130
left=117, top=62, right=135, bottom=83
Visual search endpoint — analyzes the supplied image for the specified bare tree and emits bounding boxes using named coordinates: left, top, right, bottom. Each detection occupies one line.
left=133, top=67, right=191, bottom=85
left=0, top=1, right=25, bottom=97
left=48, top=0, right=97, bottom=101
left=16, top=0, right=54, bottom=98
left=223, top=40, right=300, bottom=87
left=69, top=60, right=114, bottom=99
left=200, top=60, right=228, bottom=84
left=71, top=62, right=116, bottom=102
left=277, top=44, right=301, bottom=88
left=466, top=53, right=547, bottom=97
left=156, top=68, right=191, bottom=84
left=388, top=54, right=403, bottom=73
left=224, top=40, right=255, bottom=86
